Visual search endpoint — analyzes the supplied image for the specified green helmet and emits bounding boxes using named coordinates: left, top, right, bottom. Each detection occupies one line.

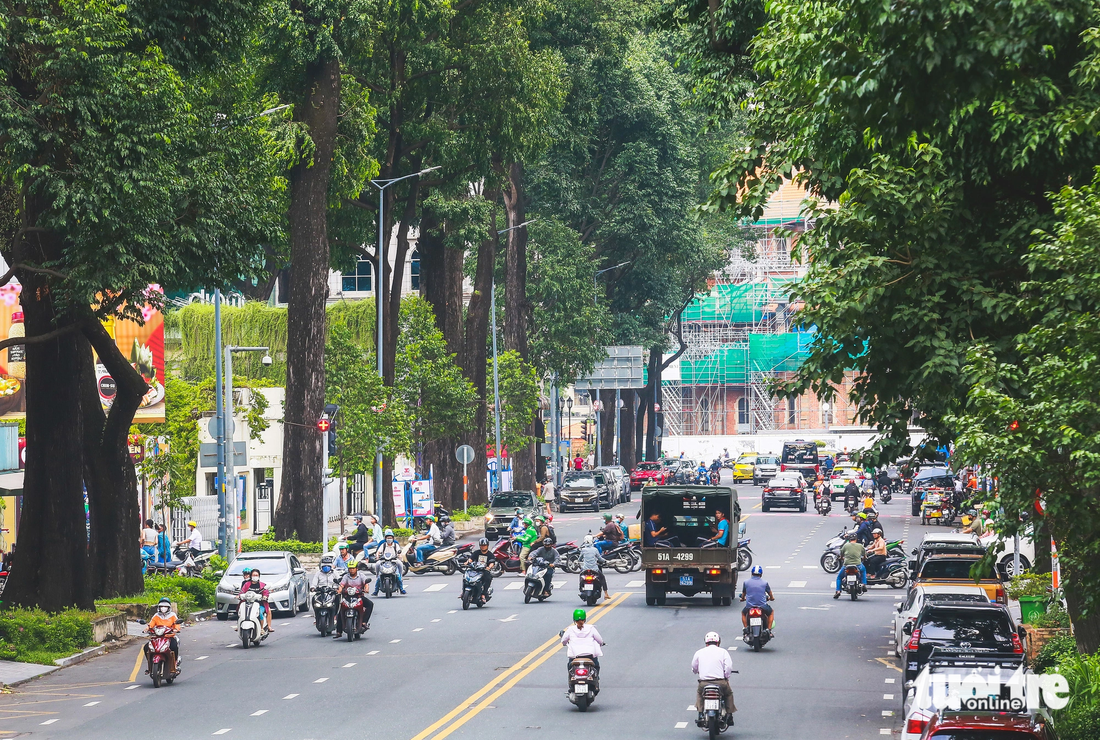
left=523, top=517, right=533, bottom=525
left=573, top=608, right=587, bottom=623
left=603, top=513, right=612, bottom=521
left=242, top=567, right=253, bottom=575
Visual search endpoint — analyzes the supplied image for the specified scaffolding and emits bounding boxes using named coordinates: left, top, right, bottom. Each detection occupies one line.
left=663, top=225, right=811, bottom=438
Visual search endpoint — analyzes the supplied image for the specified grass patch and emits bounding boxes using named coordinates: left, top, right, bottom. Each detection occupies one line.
left=0, top=608, right=96, bottom=665
left=98, top=575, right=216, bottom=615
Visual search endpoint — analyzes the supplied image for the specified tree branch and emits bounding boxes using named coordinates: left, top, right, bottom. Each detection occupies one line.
left=0, top=322, right=80, bottom=353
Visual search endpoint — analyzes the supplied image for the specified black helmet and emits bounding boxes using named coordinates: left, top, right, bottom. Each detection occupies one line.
left=440, top=515, right=451, bottom=524
left=542, top=537, right=553, bottom=547
left=478, top=537, right=489, bottom=547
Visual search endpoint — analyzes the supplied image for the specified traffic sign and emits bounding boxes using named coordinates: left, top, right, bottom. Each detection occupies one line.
left=207, top=416, right=235, bottom=438
left=317, top=418, right=331, bottom=432
left=455, top=444, right=475, bottom=465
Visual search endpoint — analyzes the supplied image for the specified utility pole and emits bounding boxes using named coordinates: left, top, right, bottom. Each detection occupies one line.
left=214, top=290, right=226, bottom=558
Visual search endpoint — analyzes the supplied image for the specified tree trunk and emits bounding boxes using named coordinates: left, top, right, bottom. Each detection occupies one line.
left=80, top=323, right=146, bottom=599
left=383, top=177, right=421, bottom=386
left=503, top=162, right=534, bottom=490
left=599, top=389, right=615, bottom=466
left=1063, top=557, right=1100, bottom=653
left=635, top=389, right=649, bottom=463
left=645, top=347, right=661, bottom=460
left=4, top=223, right=92, bottom=611
left=276, top=58, right=341, bottom=542
left=620, top=389, right=636, bottom=469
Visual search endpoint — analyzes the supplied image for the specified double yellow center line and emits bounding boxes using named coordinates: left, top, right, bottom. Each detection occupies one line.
left=409, top=591, right=631, bottom=740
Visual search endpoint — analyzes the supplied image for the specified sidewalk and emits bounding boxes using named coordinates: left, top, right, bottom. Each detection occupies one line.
left=0, top=661, right=59, bottom=687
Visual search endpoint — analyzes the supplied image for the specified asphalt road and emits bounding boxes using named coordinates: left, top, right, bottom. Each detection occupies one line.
left=0, top=476, right=937, bottom=740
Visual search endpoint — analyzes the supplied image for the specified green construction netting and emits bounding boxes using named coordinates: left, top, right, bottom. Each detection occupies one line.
left=678, top=332, right=812, bottom=385
left=681, top=280, right=801, bottom=325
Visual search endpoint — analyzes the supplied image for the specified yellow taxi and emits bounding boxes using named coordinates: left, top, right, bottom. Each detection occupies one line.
left=732, top=452, right=758, bottom=483
left=911, top=554, right=1005, bottom=603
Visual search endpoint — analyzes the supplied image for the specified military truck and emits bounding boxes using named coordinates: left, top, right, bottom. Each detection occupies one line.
left=640, top=485, right=740, bottom=606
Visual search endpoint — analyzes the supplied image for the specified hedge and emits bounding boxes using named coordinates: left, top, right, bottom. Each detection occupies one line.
left=241, top=538, right=321, bottom=554
left=99, top=575, right=217, bottom=612
left=0, top=608, right=95, bottom=665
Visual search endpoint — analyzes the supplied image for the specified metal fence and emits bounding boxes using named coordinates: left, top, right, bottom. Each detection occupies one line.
left=170, top=496, right=220, bottom=546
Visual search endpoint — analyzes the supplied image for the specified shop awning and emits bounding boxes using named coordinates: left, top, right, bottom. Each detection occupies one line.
left=0, top=470, right=24, bottom=495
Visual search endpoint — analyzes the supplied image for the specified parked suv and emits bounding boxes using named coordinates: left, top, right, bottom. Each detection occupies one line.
left=559, top=470, right=613, bottom=512
left=752, top=456, right=779, bottom=485
left=900, top=602, right=1022, bottom=686
left=484, top=490, right=542, bottom=540
left=912, top=553, right=1004, bottom=603
left=597, top=465, right=631, bottom=504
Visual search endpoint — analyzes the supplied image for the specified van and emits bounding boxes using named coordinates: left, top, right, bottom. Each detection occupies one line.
left=780, top=440, right=820, bottom=479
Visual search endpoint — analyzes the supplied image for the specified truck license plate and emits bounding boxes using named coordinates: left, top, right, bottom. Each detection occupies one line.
left=749, top=617, right=762, bottom=626
left=680, top=575, right=693, bottom=586
left=704, top=699, right=719, bottom=710
left=575, top=683, right=588, bottom=694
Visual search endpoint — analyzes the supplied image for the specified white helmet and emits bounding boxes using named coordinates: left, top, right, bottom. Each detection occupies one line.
left=582, top=534, right=594, bottom=547
left=705, top=631, right=721, bottom=646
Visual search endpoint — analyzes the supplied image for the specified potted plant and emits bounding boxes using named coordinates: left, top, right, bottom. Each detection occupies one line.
left=1006, top=572, right=1053, bottom=623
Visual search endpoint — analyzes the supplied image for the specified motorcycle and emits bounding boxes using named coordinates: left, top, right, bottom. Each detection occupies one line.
left=743, top=605, right=772, bottom=652
left=696, top=673, right=737, bottom=738
left=339, top=585, right=369, bottom=641
left=454, top=542, right=474, bottom=570
left=567, top=655, right=601, bottom=711
left=694, top=471, right=709, bottom=485
left=522, top=559, right=553, bottom=603
left=601, top=542, right=638, bottom=574
left=488, top=537, right=524, bottom=575
left=815, top=492, right=832, bottom=516
left=842, top=564, right=864, bottom=600
left=920, top=490, right=955, bottom=526
left=236, top=590, right=268, bottom=648
left=880, top=487, right=892, bottom=504
left=863, top=555, right=909, bottom=589
left=145, top=625, right=179, bottom=687
left=375, top=556, right=403, bottom=598
left=311, top=584, right=338, bottom=636
left=578, top=569, right=602, bottom=606
left=709, top=470, right=721, bottom=486
left=399, top=539, right=462, bottom=575
left=819, top=529, right=905, bottom=573
left=147, top=545, right=212, bottom=577
left=461, top=563, right=492, bottom=610
left=736, top=538, right=753, bottom=572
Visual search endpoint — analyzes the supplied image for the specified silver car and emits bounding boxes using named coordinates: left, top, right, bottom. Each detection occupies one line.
left=752, top=456, right=779, bottom=485
left=215, top=551, right=310, bottom=620
left=597, top=465, right=631, bottom=504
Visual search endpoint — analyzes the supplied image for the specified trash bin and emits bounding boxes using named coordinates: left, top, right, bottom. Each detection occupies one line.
left=1018, top=595, right=1047, bottom=624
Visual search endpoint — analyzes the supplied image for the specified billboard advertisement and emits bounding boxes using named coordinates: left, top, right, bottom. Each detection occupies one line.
left=0, top=282, right=165, bottom=422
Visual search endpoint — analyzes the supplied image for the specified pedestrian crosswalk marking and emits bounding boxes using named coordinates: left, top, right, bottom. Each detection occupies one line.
left=885, top=678, right=895, bottom=684
left=390, top=639, right=401, bottom=643
left=674, top=722, right=688, bottom=729
left=196, top=655, right=208, bottom=660
left=342, top=662, right=356, bottom=668
left=314, top=677, right=329, bottom=683
left=787, top=581, right=807, bottom=588
left=424, top=583, right=448, bottom=592
left=884, top=694, right=894, bottom=700
left=83, top=702, right=100, bottom=707
left=765, top=565, right=780, bottom=569
left=40, top=720, right=58, bottom=725
left=213, top=730, right=231, bottom=735
left=124, top=685, right=139, bottom=690
left=283, top=694, right=298, bottom=699
left=367, top=650, right=379, bottom=655
left=251, top=710, right=267, bottom=716
left=626, top=580, right=645, bottom=587
left=505, top=582, right=523, bottom=590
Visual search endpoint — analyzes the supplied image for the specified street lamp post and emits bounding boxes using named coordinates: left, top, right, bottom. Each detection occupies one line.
left=223, top=346, right=271, bottom=556
left=593, top=261, right=631, bottom=306
left=566, top=396, right=573, bottom=466
left=489, top=219, right=535, bottom=493
left=368, top=166, right=441, bottom=517
left=214, top=291, right=226, bottom=558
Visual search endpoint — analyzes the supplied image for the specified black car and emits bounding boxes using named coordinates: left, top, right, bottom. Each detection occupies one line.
left=761, top=473, right=808, bottom=512
left=559, top=471, right=613, bottom=512
left=900, top=602, right=1022, bottom=685
left=910, top=466, right=956, bottom=516
left=779, top=441, right=820, bottom=480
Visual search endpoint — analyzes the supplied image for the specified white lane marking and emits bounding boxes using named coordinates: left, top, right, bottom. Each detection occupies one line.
left=314, top=677, right=329, bottom=683
left=283, top=694, right=298, bottom=700
left=884, top=694, right=894, bottom=700
left=431, top=619, right=441, bottom=623
left=367, top=650, right=379, bottom=655
left=882, top=710, right=894, bottom=717
left=213, top=730, right=231, bottom=736
left=727, top=646, right=738, bottom=651
left=552, top=581, right=565, bottom=588
left=674, top=722, right=688, bottom=729
left=504, top=582, right=523, bottom=590
left=627, top=580, right=645, bottom=587
left=83, top=701, right=100, bottom=707
left=787, top=581, right=807, bottom=588
left=226, top=644, right=236, bottom=647
left=885, top=678, right=895, bottom=684
left=880, top=730, right=892, bottom=735
left=195, top=655, right=209, bottom=660
left=413, top=628, right=423, bottom=632
left=803, top=565, right=816, bottom=569
left=799, top=606, right=831, bottom=610
left=765, top=566, right=780, bottom=569
left=447, top=610, right=457, bottom=614
left=251, top=710, right=268, bottom=716
left=342, top=662, right=356, bottom=668
left=41, top=719, right=59, bottom=725
left=500, top=614, right=519, bottom=623
left=389, top=639, right=401, bottom=643
left=424, top=583, right=448, bottom=592
left=124, top=684, right=139, bottom=690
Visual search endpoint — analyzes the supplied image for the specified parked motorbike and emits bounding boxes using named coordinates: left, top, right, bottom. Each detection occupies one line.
left=375, top=556, right=403, bottom=598
left=737, top=538, right=753, bottom=572
left=461, top=563, right=492, bottom=610
left=145, top=624, right=179, bottom=687
left=743, top=605, right=772, bottom=652
left=558, top=541, right=582, bottom=573
left=696, top=674, right=737, bottom=739
left=399, top=539, right=462, bottom=575
left=147, top=545, right=213, bottom=577
left=522, top=559, right=553, bottom=603
left=820, top=529, right=905, bottom=573
left=578, top=569, right=602, bottom=606
left=236, top=590, right=269, bottom=648
left=567, top=655, right=601, bottom=711
left=842, top=564, right=864, bottom=600
left=339, top=585, right=369, bottom=641
left=311, top=585, right=338, bottom=636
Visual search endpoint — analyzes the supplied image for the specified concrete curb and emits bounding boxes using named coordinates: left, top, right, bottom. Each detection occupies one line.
left=53, top=644, right=106, bottom=668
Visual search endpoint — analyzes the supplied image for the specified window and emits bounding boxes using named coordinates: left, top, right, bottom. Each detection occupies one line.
left=410, top=249, right=420, bottom=291
left=787, top=397, right=797, bottom=425
left=342, top=260, right=373, bottom=292
left=737, top=397, right=748, bottom=425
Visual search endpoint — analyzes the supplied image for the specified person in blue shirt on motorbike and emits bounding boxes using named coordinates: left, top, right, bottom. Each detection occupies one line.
left=740, top=565, right=775, bottom=633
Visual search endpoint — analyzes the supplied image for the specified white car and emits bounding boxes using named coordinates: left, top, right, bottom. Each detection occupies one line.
left=892, top=585, right=990, bottom=657
left=978, top=530, right=1036, bottom=578
left=828, top=465, right=864, bottom=497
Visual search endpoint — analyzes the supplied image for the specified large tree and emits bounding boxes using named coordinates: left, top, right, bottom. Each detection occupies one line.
left=0, top=0, right=281, bottom=607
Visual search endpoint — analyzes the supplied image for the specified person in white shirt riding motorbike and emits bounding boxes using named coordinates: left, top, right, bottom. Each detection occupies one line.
left=692, top=631, right=736, bottom=724
left=561, top=608, right=605, bottom=678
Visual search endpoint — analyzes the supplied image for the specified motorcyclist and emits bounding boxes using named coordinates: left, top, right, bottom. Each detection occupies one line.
left=462, top=537, right=495, bottom=599
left=508, top=508, right=524, bottom=538
left=241, top=567, right=274, bottom=633
left=334, top=541, right=349, bottom=570
left=578, top=535, right=610, bottom=601
left=854, top=512, right=874, bottom=546
left=833, top=534, right=867, bottom=598
left=414, top=515, right=442, bottom=564
left=146, top=597, right=181, bottom=669
left=868, top=510, right=885, bottom=540
left=739, top=565, right=775, bottom=632
left=529, top=537, right=559, bottom=597
left=334, top=560, right=373, bottom=639
left=348, top=514, right=370, bottom=557
left=864, top=530, right=888, bottom=578
left=517, top=517, right=539, bottom=571
left=561, top=608, right=604, bottom=677
left=372, top=529, right=406, bottom=596
left=595, top=513, right=622, bottom=554
left=876, top=468, right=890, bottom=493
left=696, top=462, right=708, bottom=483
left=709, top=458, right=722, bottom=475
left=439, top=515, right=456, bottom=547
left=843, top=479, right=860, bottom=512
left=310, top=557, right=339, bottom=592
left=692, top=631, right=735, bottom=725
